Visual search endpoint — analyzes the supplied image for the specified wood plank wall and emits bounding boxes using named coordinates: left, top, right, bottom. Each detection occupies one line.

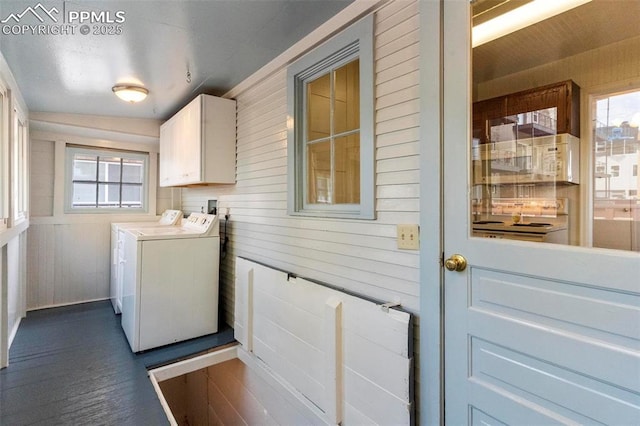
left=27, top=223, right=110, bottom=308
left=180, top=1, right=421, bottom=407
left=233, top=257, right=413, bottom=424
left=27, top=135, right=168, bottom=310
left=180, top=0, right=420, bottom=333
left=30, top=140, right=55, bottom=217
left=157, top=257, right=413, bottom=425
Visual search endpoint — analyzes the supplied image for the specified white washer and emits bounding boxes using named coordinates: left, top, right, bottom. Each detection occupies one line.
left=110, top=210, right=183, bottom=313
left=120, top=213, right=220, bottom=352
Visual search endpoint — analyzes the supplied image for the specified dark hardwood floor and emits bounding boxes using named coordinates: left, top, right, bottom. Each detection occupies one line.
left=0, top=301, right=234, bottom=426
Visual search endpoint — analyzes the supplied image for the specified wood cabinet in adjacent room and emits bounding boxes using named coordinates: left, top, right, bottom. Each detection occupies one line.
left=473, top=80, right=580, bottom=144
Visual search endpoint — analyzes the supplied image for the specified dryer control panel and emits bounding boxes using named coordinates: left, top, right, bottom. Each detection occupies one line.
left=183, top=213, right=219, bottom=236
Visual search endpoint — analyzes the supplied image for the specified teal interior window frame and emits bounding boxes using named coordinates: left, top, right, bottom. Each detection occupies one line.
left=287, top=15, right=375, bottom=219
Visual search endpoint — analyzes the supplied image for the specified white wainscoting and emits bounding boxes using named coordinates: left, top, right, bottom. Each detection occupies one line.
left=27, top=124, right=170, bottom=310
left=6, top=230, right=27, bottom=348
left=26, top=214, right=173, bottom=310
left=27, top=222, right=110, bottom=309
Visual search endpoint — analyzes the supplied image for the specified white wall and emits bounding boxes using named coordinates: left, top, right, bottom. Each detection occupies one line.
left=26, top=115, right=171, bottom=310
left=21, top=3, right=422, bottom=321
left=0, top=51, right=30, bottom=367
left=476, top=36, right=640, bottom=101
left=179, top=0, right=421, bottom=414
left=180, top=0, right=420, bottom=325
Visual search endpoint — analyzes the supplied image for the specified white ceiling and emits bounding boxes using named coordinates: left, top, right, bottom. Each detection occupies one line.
left=473, top=0, right=640, bottom=85
left=3, top=0, right=638, bottom=121
left=0, top=0, right=353, bottom=120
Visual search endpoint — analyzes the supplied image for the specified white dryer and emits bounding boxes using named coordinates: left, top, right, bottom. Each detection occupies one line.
left=120, top=213, right=220, bottom=352
left=110, top=209, right=183, bottom=313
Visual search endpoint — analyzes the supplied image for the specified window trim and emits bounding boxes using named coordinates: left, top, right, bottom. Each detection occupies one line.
left=302, top=54, right=360, bottom=211
left=287, top=15, right=375, bottom=219
left=64, top=146, right=149, bottom=214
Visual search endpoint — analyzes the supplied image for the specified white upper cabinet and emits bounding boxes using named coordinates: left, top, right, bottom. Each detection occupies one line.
left=159, top=94, right=236, bottom=187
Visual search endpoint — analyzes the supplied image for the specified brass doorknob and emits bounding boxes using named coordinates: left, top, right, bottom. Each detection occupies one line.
left=445, top=254, right=467, bottom=272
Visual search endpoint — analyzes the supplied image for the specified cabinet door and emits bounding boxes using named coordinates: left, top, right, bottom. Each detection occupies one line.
left=159, top=98, right=203, bottom=186
left=159, top=117, right=177, bottom=187
left=473, top=97, right=506, bottom=144
left=160, top=95, right=235, bottom=186
left=473, top=80, right=580, bottom=143
left=175, top=98, right=202, bottom=185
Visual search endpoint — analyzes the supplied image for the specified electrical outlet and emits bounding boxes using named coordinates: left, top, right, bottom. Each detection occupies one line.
left=397, top=224, right=419, bottom=250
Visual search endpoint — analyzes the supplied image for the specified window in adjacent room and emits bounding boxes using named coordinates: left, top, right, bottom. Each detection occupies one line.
left=610, top=165, right=620, bottom=177
left=287, top=15, right=374, bottom=219
left=591, top=88, right=640, bottom=251
left=65, top=146, right=148, bottom=212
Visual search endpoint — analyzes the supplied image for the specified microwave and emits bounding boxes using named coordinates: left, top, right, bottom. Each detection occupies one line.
left=472, top=133, right=580, bottom=185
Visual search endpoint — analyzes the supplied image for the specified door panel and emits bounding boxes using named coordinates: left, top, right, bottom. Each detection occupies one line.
left=462, top=263, right=640, bottom=425
left=472, top=268, right=640, bottom=344
left=443, top=1, right=640, bottom=424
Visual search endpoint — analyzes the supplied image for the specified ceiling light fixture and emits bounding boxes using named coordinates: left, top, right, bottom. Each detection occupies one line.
left=472, top=0, right=592, bottom=48
left=112, top=84, right=149, bottom=103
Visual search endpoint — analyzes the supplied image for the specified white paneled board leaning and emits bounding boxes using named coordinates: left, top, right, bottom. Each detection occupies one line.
left=149, top=257, right=414, bottom=425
